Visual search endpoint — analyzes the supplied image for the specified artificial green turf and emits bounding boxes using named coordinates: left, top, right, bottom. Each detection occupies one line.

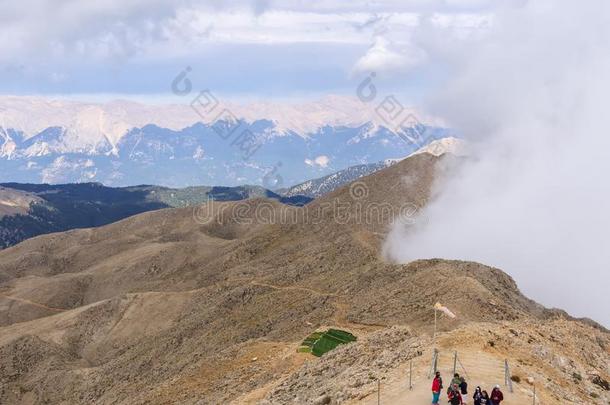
left=298, top=329, right=357, bottom=357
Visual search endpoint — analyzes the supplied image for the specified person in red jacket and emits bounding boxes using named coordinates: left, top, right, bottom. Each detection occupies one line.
left=490, top=385, right=504, bottom=405
left=431, top=371, right=442, bottom=404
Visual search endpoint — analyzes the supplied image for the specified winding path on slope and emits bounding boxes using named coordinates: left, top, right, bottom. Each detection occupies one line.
left=0, top=292, right=67, bottom=313
left=235, top=278, right=386, bottom=332
left=248, top=280, right=343, bottom=297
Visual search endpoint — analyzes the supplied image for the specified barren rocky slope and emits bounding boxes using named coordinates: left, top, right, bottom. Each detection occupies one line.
left=0, top=152, right=608, bottom=404
left=0, top=187, right=42, bottom=219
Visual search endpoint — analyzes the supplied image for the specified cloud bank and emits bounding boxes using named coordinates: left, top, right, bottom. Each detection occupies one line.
left=384, top=0, right=610, bottom=326
left=352, top=36, right=426, bottom=75
left=0, top=1, right=491, bottom=96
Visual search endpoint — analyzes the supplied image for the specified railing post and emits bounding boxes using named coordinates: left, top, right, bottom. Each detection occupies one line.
left=456, top=355, right=470, bottom=381
left=409, top=360, right=413, bottom=390
left=377, top=378, right=380, bottom=405
left=505, top=359, right=513, bottom=393
left=532, top=385, right=536, bottom=404
left=429, top=349, right=438, bottom=379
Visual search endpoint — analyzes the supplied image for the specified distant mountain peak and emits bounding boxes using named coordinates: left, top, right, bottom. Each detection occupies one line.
left=0, top=95, right=440, bottom=143
left=408, top=136, right=466, bottom=157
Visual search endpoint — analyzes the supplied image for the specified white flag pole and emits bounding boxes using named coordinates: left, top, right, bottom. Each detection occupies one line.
left=432, top=307, right=437, bottom=343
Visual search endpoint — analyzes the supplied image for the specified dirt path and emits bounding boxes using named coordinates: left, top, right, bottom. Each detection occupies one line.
left=332, top=300, right=386, bottom=332
left=237, top=278, right=386, bottom=333
left=249, top=280, right=342, bottom=297
left=0, top=293, right=66, bottom=313
left=355, top=347, right=535, bottom=405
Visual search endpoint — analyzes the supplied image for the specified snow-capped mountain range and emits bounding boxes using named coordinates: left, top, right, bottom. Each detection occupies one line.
left=280, top=137, right=465, bottom=198
left=0, top=96, right=452, bottom=188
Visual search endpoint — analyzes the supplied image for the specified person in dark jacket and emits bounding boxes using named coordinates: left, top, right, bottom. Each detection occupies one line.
left=448, top=384, right=463, bottom=405
left=490, top=385, right=504, bottom=405
left=459, top=376, right=468, bottom=403
left=431, top=371, right=442, bottom=404
left=480, top=390, right=490, bottom=405
left=473, top=386, right=483, bottom=405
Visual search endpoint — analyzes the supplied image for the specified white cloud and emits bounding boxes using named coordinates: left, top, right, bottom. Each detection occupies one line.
left=384, top=0, right=610, bottom=327
left=0, top=1, right=489, bottom=65
left=0, top=0, right=180, bottom=63
left=352, top=36, right=425, bottom=74
left=305, top=155, right=330, bottom=168
left=0, top=1, right=497, bottom=95
left=26, top=161, right=39, bottom=170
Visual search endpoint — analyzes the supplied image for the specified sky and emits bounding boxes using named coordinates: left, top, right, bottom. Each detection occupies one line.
left=0, top=0, right=495, bottom=102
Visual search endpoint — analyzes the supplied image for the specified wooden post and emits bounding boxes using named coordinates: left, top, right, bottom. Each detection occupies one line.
left=377, top=379, right=381, bottom=405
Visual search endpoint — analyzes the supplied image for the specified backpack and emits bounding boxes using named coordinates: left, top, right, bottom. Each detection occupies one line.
left=449, top=394, right=461, bottom=405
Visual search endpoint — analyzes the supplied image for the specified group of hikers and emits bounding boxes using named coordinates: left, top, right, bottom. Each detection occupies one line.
left=431, top=372, right=505, bottom=405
